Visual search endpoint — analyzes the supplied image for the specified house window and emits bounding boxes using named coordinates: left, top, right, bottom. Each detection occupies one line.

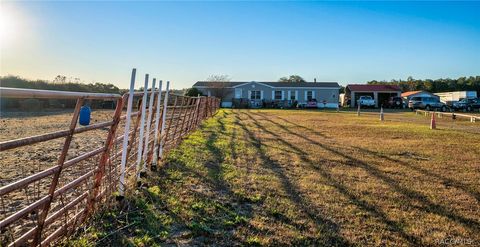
left=307, top=91, right=313, bottom=101
left=235, top=89, right=242, bottom=98
left=250, top=91, right=261, bottom=100
left=274, top=91, right=282, bottom=100
left=290, top=90, right=296, bottom=100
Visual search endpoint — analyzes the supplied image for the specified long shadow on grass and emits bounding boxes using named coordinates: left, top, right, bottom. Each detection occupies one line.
left=240, top=111, right=422, bottom=245
left=249, top=111, right=480, bottom=234
left=71, top=112, right=246, bottom=246
left=275, top=114, right=330, bottom=139
left=275, top=114, right=480, bottom=203
left=233, top=111, right=353, bottom=246
left=142, top=111, right=255, bottom=245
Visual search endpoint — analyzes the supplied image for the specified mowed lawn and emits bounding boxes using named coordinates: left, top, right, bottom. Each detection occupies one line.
left=68, top=109, right=480, bottom=246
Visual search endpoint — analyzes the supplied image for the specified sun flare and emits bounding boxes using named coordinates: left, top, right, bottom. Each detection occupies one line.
left=0, top=4, right=19, bottom=46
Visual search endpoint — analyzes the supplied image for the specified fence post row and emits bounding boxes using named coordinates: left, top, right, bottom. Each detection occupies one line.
left=0, top=71, right=222, bottom=246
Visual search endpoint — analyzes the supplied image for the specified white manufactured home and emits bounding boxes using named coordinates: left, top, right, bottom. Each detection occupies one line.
left=193, top=81, right=340, bottom=108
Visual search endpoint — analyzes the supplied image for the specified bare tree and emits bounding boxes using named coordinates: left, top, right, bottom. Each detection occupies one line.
left=207, top=74, right=230, bottom=82
left=205, top=74, right=231, bottom=99
left=53, top=75, right=67, bottom=83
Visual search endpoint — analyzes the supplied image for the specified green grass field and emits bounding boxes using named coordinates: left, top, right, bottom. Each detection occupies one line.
left=66, top=109, right=480, bottom=246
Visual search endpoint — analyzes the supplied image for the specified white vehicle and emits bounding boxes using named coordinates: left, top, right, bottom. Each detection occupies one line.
left=357, top=96, right=375, bottom=108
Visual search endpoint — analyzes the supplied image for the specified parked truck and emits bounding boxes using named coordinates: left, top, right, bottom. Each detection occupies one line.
left=357, top=96, right=375, bottom=108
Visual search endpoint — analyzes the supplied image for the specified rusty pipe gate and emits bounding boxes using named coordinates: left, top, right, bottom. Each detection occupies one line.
left=0, top=83, right=220, bottom=246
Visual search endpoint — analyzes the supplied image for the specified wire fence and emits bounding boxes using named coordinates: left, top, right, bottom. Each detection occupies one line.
left=0, top=70, right=220, bottom=246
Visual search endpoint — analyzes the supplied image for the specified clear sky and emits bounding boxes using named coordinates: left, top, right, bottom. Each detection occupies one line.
left=1, top=1, right=479, bottom=89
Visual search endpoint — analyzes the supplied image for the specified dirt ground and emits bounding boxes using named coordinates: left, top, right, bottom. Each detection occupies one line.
left=0, top=110, right=116, bottom=186
left=0, top=109, right=119, bottom=243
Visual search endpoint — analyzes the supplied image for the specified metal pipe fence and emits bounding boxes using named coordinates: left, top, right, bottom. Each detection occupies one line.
left=0, top=71, right=220, bottom=246
left=415, top=109, right=479, bottom=122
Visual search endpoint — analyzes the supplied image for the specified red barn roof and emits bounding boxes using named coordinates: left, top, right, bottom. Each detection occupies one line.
left=401, top=91, right=423, bottom=97
left=347, top=84, right=402, bottom=92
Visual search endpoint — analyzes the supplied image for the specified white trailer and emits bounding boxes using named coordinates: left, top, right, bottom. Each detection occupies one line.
left=434, top=91, right=477, bottom=105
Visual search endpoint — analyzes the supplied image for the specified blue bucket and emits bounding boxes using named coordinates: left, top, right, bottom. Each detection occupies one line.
left=79, top=106, right=91, bottom=126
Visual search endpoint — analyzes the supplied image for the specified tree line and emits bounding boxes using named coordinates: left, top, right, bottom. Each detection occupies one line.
left=277, top=75, right=480, bottom=94
left=0, top=75, right=124, bottom=110
left=367, top=76, right=480, bottom=93
left=0, top=75, right=124, bottom=94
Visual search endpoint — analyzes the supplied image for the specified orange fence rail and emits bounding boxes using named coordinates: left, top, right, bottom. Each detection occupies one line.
left=0, top=77, right=220, bottom=246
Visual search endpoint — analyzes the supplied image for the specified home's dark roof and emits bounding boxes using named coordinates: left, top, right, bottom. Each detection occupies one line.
left=346, top=84, right=402, bottom=92
left=193, top=81, right=246, bottom=88
left=193, top=81, right=340, bottom=88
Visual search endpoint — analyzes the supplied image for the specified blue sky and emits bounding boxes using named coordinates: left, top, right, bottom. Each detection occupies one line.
left=1, top=1, right=479, bottom=89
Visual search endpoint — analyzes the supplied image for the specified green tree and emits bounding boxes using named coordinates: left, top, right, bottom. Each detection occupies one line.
left=0, top=75, right=121, bottom=94
left=278, top=75, right=306, bottom=83
left=185, top=87, right=203, bottom=97
left=365, top=76, right=479, bottom=94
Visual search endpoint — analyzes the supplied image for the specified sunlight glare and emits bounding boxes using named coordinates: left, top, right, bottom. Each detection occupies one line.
left=0, top=4, right=19, bottom=47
